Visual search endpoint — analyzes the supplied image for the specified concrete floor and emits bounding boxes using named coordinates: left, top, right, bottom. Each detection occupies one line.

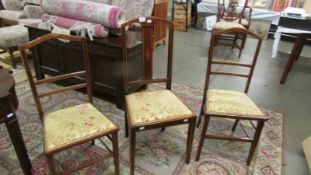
left=153, top=28, right=311, bottom=175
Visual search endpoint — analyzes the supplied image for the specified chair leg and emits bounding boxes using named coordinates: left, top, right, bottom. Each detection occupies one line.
left=196, top=106, right=205, bottom=128
left=8, top=48, right=17, bottom=69
left=185, top=118, right=196, bottom=164
left=246, top=120, right=265, bottom=166
left=239, top=34, right=247, bottom=58
left=232, top=34, right=238, bottom=48
left=112, top=132, right=120, bottom=175
left=46, top=154, right=56, bottom=175
left=195, top=115, right=210, bottom=161
left=231, top=119, right=239, bottom=132
left=130, top=129, right=136, bottom=175
left=91, top=140, right=95, bottom=146
left=125, top=107, right=129, bottom=138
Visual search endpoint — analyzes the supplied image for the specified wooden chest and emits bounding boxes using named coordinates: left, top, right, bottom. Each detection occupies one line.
left=26, top=24, right=144, bottom=109
left=173, top=2, right=191, bottom=32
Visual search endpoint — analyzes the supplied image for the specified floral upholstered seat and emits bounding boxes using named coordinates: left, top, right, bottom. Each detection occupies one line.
left=0, top=24, right=29, bottom=48
left=0, top=10, right=26, bottom=21
left=44, top=103, right=118, bottom=153
left=0, top=0, right=26, bottom=22
left=126, top=90, right=194, bottom=127
left=205, top=89, right=266, bottom=118
left=219, top=18, right=249, bottom=27
left=213, top=21, right=245, bottom=30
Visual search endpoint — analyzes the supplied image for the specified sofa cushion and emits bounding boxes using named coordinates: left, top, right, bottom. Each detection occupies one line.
left=0, top=24, right=29, bottom=48
left=0, top=10, right=26, bottom=21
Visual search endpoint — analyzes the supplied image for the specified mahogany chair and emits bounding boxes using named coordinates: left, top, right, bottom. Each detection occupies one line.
left=121, top=17, right=197, bottom=175
left=214, top=0, right=252, bottom=58
left=196, top=27, right=268, bottom=166
left=19, top=34, right=120, bottom=175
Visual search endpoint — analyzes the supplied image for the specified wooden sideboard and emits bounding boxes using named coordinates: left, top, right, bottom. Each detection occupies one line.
left=27, top=25, right=144, bottom=109
left=153, top=0, right=168, bottom=45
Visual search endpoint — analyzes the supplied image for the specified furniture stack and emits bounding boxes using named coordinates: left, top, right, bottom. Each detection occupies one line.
left=0, top=0, right=43, bottom=68
left=173, top=1, right=192, bottom=32
left=153, top=0, right=168, bottom=45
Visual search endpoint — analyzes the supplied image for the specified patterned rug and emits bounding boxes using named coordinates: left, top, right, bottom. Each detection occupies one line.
left=0, top=81, right=285, bottom=175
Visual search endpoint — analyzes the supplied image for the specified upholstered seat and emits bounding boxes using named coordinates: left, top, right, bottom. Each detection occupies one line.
left=205, top=89, right=266, bottom=118
left=213, top=21, right=245, bottom=30
left=126, top=90, right=194, bottom=126
left=44, top=103, right=118, bottom=153
left=0, top=24, right=29, bottom=48
left=0, top=10, right=26, bottom=21
left=18, top=18, right=41, bottom=25
left=220, top=18, right=249, bottom=27
left=303, top=136, right=311, bottom=173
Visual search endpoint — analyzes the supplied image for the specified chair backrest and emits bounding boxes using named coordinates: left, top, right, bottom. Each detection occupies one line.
left=204, top=27, right=262, bottom=95
left=19, top=34, right=92, bottom=121
left=121, top=17, right=174, bottom=94
left=217, top=0, right=249, bottom=24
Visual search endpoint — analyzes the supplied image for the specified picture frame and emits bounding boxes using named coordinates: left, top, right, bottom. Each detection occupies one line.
left=247, top=0, right=269, bottom=9
left=273, top=0, right=289, bottom=11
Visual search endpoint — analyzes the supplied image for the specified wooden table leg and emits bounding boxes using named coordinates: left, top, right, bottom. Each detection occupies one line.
left=5, top=113, right=32, bottom=175
left=280, top=34, right=306, bottom=84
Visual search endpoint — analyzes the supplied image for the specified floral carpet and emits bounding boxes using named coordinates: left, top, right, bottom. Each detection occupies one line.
left=0, top=81, right=285, bottom=175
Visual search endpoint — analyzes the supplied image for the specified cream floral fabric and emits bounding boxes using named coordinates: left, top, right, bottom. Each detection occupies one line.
left=2, top=0, right=23, bottom=11
left=206, top=89, right=265, bottom=118
left=0, top=24, right=29, bottom=48
left=126, top=90, right=194, bottom=126
left=112, top=0, right=154, bottom=20
left=22, top=0, right=41, bottom=5
left=303, top=136, right=311, bottom=173
left=18, top=18, right=41, bottom=25
left=220, top=18, right=249, bottom=26
left=0, top=10, right=26, bottom=21
left=44, top=103, right=118, bottom=153
left=24, top=5, right=44, bottom=19
left=213, top=21, right=245, bottom=30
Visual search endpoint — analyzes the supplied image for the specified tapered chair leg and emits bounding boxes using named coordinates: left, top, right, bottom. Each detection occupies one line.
left=240, top=33, right=248, bottom=58
left=232, top=34, right=238, bottom=48
left=196, top=106, right=205, bottom=128
left=8, top=48, right=17, bottom=69
left=130, top=129, right=136, bottom=175
left=125, top=108, right=129, bottom=138
left=112, top=132, right=120, bottom=175
left=46, top=154, right=56, bottom=175
left=196, top=115, right=210, bottom=161
left=246, top=120, right=265, bottom=166
left=185, top=118, right=196, bottom=164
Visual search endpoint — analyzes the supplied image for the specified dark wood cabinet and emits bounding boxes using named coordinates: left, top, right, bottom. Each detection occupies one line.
left=26, top=25, right=144, bottom=108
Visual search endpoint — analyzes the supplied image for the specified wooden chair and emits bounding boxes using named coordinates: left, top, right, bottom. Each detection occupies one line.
left=18, top=34, right=120, bottom=175
left=214, top=0, right=252, bottom=58
left=121, top=17, right=197, bottom=175
left=196, top=27, right=268, bottom=166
